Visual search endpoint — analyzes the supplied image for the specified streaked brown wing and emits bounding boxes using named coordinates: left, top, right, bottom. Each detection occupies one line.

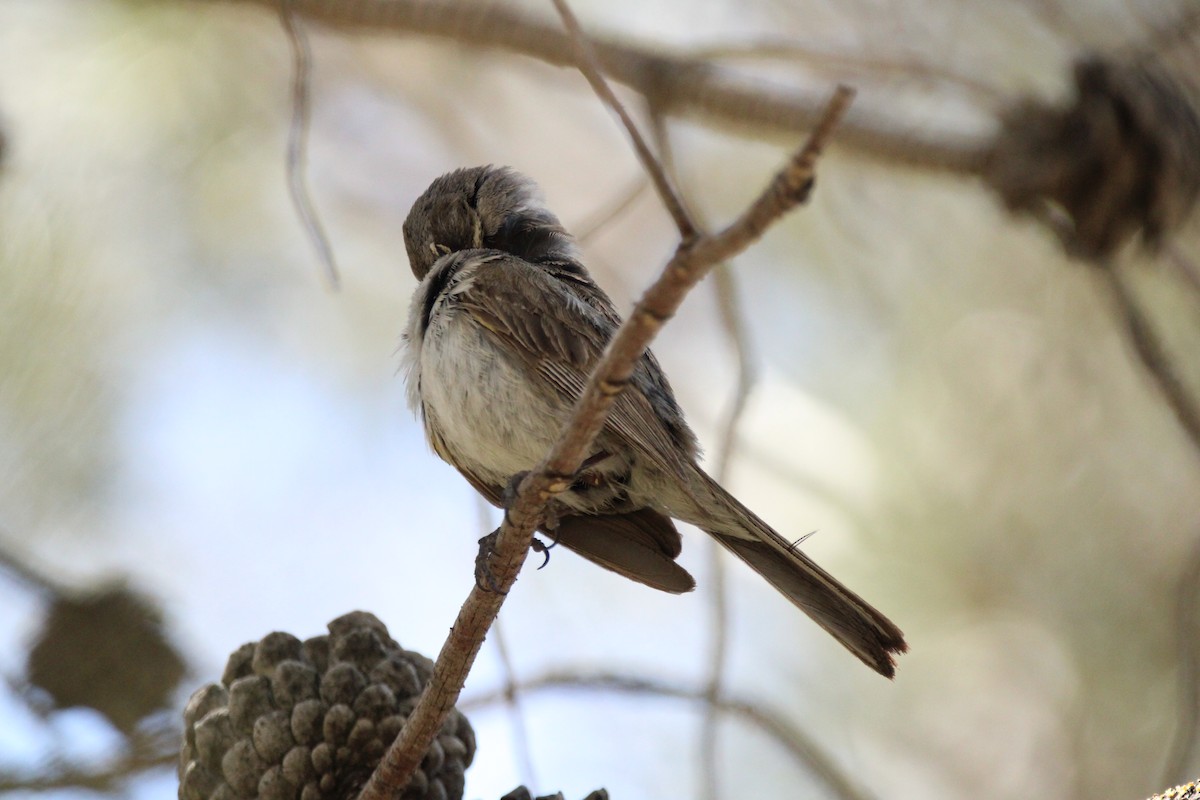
left=543, top=261, right=699, bottom=459
left=456, top=254, right=692, bottom=482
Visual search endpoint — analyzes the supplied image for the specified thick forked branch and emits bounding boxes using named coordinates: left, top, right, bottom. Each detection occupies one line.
left=355, top=85, right=854, bottom=800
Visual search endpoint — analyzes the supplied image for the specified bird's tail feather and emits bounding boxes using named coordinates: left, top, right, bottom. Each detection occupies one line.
left=692, top=469, right=907, bottom=677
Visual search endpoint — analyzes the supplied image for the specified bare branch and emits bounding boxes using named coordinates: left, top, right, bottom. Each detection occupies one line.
left=474, top=494, right=538, bottom=788
left=575, top=175, right=651, bottom=245
left=548, top=0, right=697, bottom=239
left=1162, top=532, right=1200, bottom=784
left=701, top=260, right=759, bottom=800
left=280, top=0, right=340, bottom=290
left=0, top=537, right=63, bottom=598
left=492, top=620, right=538, bottom=787
left=1166, top=243, right=1200, bottom=299
left=207, top=0, right=987, bottom=173
left=710, top=264, right=759, bottom=481
left=460, top=670, right=876, bottom=800
left=684, top=39, right=1006, bottom=106
left=1099, top=263, right=1200, bottom=454
left=647, top=111, right=758, bottom=800
left=356, top=85, right=855, bottom=800
left=0, top=726, right=177, bottom=793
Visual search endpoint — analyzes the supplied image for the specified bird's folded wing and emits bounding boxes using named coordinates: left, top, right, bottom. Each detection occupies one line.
left=551, top=509, right=695, bottom=594
left=456, top=253, right=692, bottom=482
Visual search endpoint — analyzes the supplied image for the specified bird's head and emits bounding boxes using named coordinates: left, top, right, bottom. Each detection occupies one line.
left=403, top=165, right=577, bottom=280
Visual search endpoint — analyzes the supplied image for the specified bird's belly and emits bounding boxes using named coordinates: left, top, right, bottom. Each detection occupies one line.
left=419, top=315, right=567, bottom=485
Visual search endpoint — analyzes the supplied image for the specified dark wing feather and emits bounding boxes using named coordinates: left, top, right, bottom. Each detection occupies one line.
left=552, top=510, right=696, bottom=594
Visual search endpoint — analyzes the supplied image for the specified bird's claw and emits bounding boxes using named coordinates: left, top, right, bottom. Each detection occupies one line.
left=475, top=528, right=562, bottom=588
left=501, top=470, right=531, bottom=507
left=531, top=536, right=553, bottom=570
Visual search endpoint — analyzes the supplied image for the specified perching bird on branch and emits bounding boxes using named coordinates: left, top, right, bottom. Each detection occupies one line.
left=401, top=165, right=906, bottom=677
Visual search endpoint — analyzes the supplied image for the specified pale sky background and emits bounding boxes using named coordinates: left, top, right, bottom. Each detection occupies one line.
left=2, top=1, right=1200, bottom=799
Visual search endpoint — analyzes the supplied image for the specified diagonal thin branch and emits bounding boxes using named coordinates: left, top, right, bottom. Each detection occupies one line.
left=0, top=725, right=177, bottom=793
left=1100, top=263, right=1200, bottom=454
left=684, top=39, right=1006, bottom=106
left=575, top=175, right=651, bottom=245
left=280, top=0, right=340, bottom=290
left=474, top=495, right=538, bottom=788
left=647, top=111, right=761, bottom=800
left=459, top=670, right=876, bottom=800
left=356, top=85, right=856, bottom=800
left=547, top=0, right=697, bottom=240
left=1166, top=243, right=1200, bottom=299
left=0, top=534, right=65, bottom=598
left=1162, top=531, right=1200, bottom=785
left=491, top=619, right=538, bottom=788
left=701, top=257, right=760, bottom=800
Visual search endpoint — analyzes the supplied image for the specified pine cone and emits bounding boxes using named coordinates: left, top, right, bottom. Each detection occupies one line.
left=179, top=612, right=475, bottom=800
left=986, top=55, right=1200, bottom=260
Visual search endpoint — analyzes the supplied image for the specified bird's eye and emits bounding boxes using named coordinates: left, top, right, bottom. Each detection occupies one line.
left=434, top=243, right=451, bottom=256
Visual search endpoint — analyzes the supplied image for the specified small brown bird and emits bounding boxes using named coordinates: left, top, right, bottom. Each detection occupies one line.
left=401, top=165, right=906, bottom=677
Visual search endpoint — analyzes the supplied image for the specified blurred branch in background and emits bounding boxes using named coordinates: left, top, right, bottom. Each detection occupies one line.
left=0, top=724, right=178, bottom=795
left=646, top=110, right=760, bottom=800
left=279, top=0, right=340, bottom=290
left=0, top=537, right=63, bottom=599
left=460, top=670, right=875, bottom=800
left=1099, top=265, right=1200, bottom=454
left=205, top=0, right=990, bottom=173
left=1167, top=244, right=1200, bottom=298
left=1165, top=534, right=1200, bottom=785
left=476, top=494, right=538, bottom=790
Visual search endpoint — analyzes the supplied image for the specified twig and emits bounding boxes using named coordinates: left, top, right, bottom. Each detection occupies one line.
left=208, top=0, right=988, bottom=174
left=0, top=534, right=67, bottom=598
left=475, top=495, right=538, bottom=788
left=575, top=175, right=651, bottom=245
left=684, top=39, right=1006, bottom=106
left=1166, top=243, right=1200, bottom=299
left=492, top=620, right=538, bottom=788
left=1134, top=0, right=1200, bottom=62
left=647, top=111, right=757, bottom=800
left=547, top=0, right=697, bottom=240
left=356, top=85, right=855, bottom=800
left=0, top=726, right=177, bottom=793
left=459, top=670, right=876, bottom=800
left=1099, top=263, right=1200, bottom=454
left=710, top=266, right=759, bottom=482
left=1162, top=532, right=1200, bottom=785
left=280, top=0, right=340, bottom=290
left=702, top=257, right=760, bottom=800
